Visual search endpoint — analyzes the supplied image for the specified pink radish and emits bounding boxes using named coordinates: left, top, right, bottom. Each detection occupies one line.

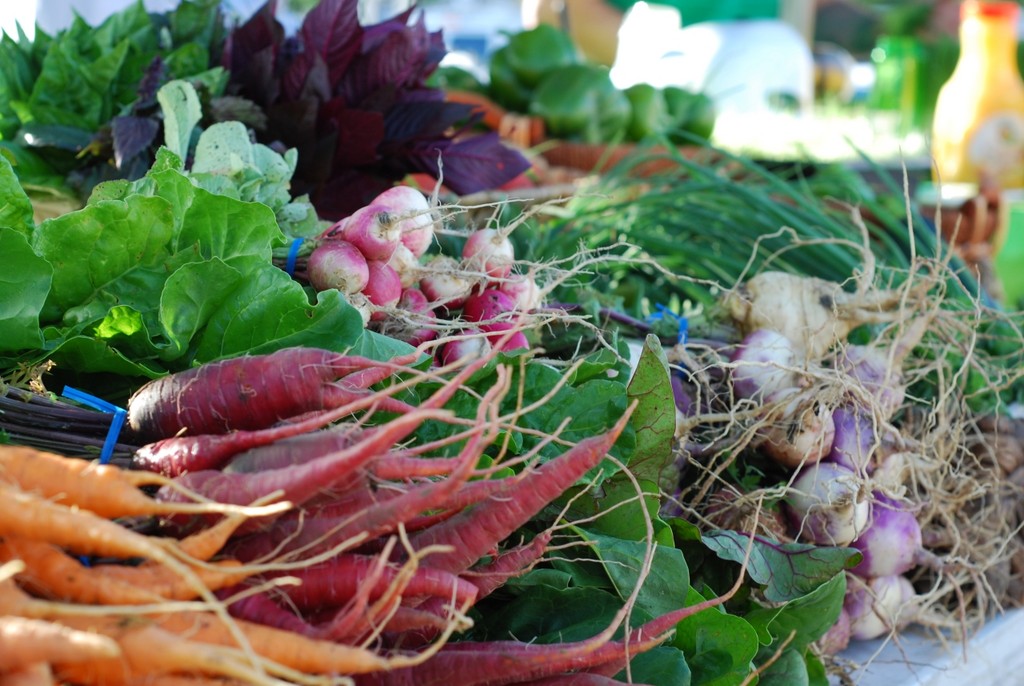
left=463, top=228, right=515, bottom=279
left=340, top=204, right=402, bottom=261
left=395, top=288, right=438, bottom=346
left=387, top=243, right=422, bottom=288
left=363, top=261, right=402, bottom=321
left=420, top=255, right=475, bottom=309
left=377, top=185, right=435, bottom=258
left=440, top=332, right=491, bottom=366
left=306, top=239, right=369, bottom=294
left=461, top=288, right=516, bottom=331
left=499, top=274, right=543, bottom=311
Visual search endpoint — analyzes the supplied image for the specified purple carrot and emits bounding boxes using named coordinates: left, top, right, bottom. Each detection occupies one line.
left=462, top=530, right=554, bottom=600
left=126, top=347, right=423, bottom=441
left=222, top=423, right=364, bottom=474
left=515, top=676, right=650, bottom=686
left=407, top=411, right=631, bottom=575
left=263, top=555, right=479, bottom=611
left=155, top=407, right=449, bottom=535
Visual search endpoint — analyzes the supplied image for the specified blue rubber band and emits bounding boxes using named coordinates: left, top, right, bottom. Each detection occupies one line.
left=285, top=237, right=304, bottom=277
left=648, top=304, right=688, bottom=344
left=61, top=386, right=126, bottom=466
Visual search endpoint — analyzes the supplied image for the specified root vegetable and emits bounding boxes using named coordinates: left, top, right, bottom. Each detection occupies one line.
left=388, top=243, right=423, bottom=288
left=730, top=329, right=802, bottom=401
left=849, top=495, right=924, bottom=578
left=307, top=239, right=369, bottom=294
left=0, top=616, right=121, bottom=668
left=440, top=332, right=492, bottom=366
left=376, top=185, right=435, bottom=258
left=363, top=261, right=403, bottom=320
left=760, top=391, right=835, bottom=469
left=724, top=271, right=903, bottom=359
left=825, top=406, right=876, bottom=473
left=844, top=574, right=918, bottom=641
left=420, top=255, right=475, bottom=309
left=408, top=410, right=631, bottom=574
left=461, top=289, right=517, bottom=331
left=785, top=462, right=869, bottom=546
left=462, top=228, right=515, bottom=279
left=340, top=204, right=402, bottom=262
left=499, top=274, right=543, bottom=311
left=126, top=347, right=416, bottom=441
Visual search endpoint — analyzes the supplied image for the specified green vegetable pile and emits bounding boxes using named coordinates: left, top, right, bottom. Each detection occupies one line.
left=0, top=80, right=408, bottom=398
left=483, top=24, right=716, bottom=144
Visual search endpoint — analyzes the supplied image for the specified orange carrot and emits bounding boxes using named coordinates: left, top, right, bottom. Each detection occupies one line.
left=0, top=662, right=55, bottom=686
left=0, top=446, right=287, bottom=521
left=0, top=615, right=121, bottom=668
left=0, top=538, right=249, bottom=605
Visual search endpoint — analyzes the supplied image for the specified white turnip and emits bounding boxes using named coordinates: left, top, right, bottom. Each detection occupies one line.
left=307, top=240, right=370, bottom=295
left=785, top=461, right=869, bottom=546
left=463, top=228, right=515, bottom=279
left=844, top=574, right=918, bottom=641
left=730, top=329, right=802, bottom=401
left=849, top=494, right=923, bottom=578
left=760, top=390, right=836, bottom=469
left=826, top=405, right=877, bottom=473
left=724, top=271, right=904, bottom=359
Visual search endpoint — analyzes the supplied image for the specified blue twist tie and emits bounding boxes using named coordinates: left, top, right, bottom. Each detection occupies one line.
left=647, top=304, right=688, bottom=344
left=61, top=386, right=126, bottom=466
left=285, top=237, right=304, bottom=277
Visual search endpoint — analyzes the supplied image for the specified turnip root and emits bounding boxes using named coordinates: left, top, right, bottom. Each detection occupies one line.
left=759, top=390, right=835, bottom=469
left=849, top=494, right=924, bottom=578
left=844, top=574, right=919, bottom=641
left=730, top=329, right=802, bottom=401
left=785, top=461, right=869, bottom=546
left=724, top=271, right=905, bottom=359
left=825, top=405, right=877, bottom=473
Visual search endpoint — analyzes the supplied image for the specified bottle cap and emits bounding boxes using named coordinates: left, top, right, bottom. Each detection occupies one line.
left=962, top=1, right=1020, bottom=21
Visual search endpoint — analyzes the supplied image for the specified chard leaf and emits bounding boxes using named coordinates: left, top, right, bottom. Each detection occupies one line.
left=0, top=155, right=35, bottom=235
left=578, top=528, right=689, bottom=620
left=157, top=258, right=246, bottom=360
left=625, top=334, right=677, bottom=491
left=617, top=648, right=692, bottom=686
left=0, top=229, right=51, bottom=351
left=158, top=79, right=203, bottom=161
left=756, top=648, right=809, bottom=686
left=32, top=194, right=177, bottom=321
left=701, top=530, right=860, bottom=603
left=672, top=586, right=759, bottom=686
left=743, top=573, right=847, bottom=651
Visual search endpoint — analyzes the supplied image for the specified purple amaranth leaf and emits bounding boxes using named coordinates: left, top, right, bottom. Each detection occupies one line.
left=222, top=1, right=284, bottom=105
left=328, top=104, right=385, bottom=168
left=299, top=0, right=362, bottom=88
left=401, top=132, right=531, bottom=196
left=111, top=115, right=160, bottom=169
left=312, top=169, right=394, bottom=220
left=134, top=56, right=167, bottom=112
left=283, top=48, right=331, bottom=102
left=382, top=99, right=478, bottom=143
left=338, top=12, right=440, bottom=105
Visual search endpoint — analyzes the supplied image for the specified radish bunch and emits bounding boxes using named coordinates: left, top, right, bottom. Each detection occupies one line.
left=308, top=185, right=436, bottom=329
left=304, top=186, right=543, bottom=364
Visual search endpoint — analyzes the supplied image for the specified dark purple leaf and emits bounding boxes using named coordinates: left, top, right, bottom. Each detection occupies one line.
left=111, top=116, right=160, bottom=169
left=300, top=0, right=361, bottom=87
left=267, top=98, right=320, bottom=147
left=312, top=170, right=393, bottom=220
left=337, top=13, right=437, bottom=104
left=401, top=132, right=530, bottom=196
left=208, top=95, right=269, bottom=130
left=383, top=100, right=478, bottom=143
left=282, top=49, right=331, bottom=102
left=134, top=56, right=167, bottom=112
left=222, top=0, right=282, bottom=72
left=329, top=106, right=385, bottom=168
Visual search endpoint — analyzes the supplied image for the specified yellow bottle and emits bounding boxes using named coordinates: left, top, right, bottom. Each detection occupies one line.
left=931, top=1, right=1024, bottom=190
